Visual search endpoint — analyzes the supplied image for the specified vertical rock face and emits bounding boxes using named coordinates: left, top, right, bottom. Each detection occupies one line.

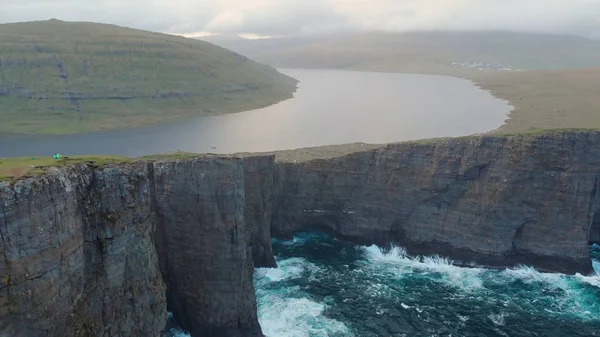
left=590, top=213, right=600, bottom=244
left=242, top=156, right=277, bottom=268
left=3, top=131, right=600, bottom=337
left=151, top=158, right=263, bottom=337
left=0, top=163, right=166, bottom=337
left=272, top=132, right=600, bottom=274
left=0, top=157, right=265, bottom=337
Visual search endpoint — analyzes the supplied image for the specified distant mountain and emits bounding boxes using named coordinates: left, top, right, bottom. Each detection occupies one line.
left=201, top=30, right=600, bottom=134
left=0, top=19, right=297, bottom=134
left=198, top=33, right=350, bottom=62
left=206, top=31, right=600, bottom=75
left=200, top=34, right=250, bottom=44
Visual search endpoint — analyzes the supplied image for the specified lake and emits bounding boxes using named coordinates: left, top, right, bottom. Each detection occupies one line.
left=0, top=69, right=510, bottom=158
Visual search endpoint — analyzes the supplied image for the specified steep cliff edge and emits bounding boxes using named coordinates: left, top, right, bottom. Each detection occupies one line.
left=152, top=158, right=263, bottom=337
left=0, top=163, right=166, bottom=336
left=242, top=156, right=277, bottom=268
left=0, top=157, right=263, bottom=337
left=272, top=131, right=600, bottom=274
left=2, top=130, right=599, bottom=337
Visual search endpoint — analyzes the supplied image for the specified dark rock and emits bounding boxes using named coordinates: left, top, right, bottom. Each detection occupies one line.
left=2, top=131, right=600, bottom=337
left=242, top=156, right=277, bottom=268
left=272, top=131, right=600, bottom=274
left=151, top=158, right=263, bottom=337
left=0, top=163, right=166, bottom=336
left=590, top=207, right=600, bottom=244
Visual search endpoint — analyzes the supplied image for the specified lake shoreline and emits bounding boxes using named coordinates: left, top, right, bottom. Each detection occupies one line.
left=0, top=69, right=510, bottom=158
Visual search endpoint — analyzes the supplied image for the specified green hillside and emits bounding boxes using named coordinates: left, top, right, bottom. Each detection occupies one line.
left=0, top=19, right=298, bottom=134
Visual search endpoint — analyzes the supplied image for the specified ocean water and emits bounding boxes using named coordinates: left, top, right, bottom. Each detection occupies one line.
left=167, top=234, right=600, bottom=337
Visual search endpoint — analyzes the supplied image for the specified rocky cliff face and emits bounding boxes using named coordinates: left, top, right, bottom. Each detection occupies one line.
left=1, top=157, right=263, bottom=337
left=242, top=156, right=277, bottom=268
left=272, top=131, right=600, bottom=274
left=0, top=163, right=166, bottom=337
left=1, top=131, right=599, bottom=337
left=152, top=158, right=263, bottom=337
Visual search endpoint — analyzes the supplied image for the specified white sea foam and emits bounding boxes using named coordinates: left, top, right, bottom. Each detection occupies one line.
left=576, top=272, right=600, bottom=288
left=493, top=264, right=600, bottom=320
left=501, top=263, right=600, bottom=313
left=457, top=314, right=469, bottom=322
left=256, top=256, right=351, bottom=337
left=592, top=259, right=600, bottom=275
left=165, top=313, right=190, bottom=337
left=257, top=256, right=324, bottom=285
left=170, top=240, right=600, bottom=337
left=258, top=295, right=352, bottom=337
left=277, top=235, right=308, bottom=246
left=362, top=244, right=484, bottom=291
left=255, top=257, right=318, bottom=282
left=502, top=264, right=570, bottom=289
left=488, top=312, right=508, bottom=326
left=363, top=245, right=408, bottom=262
left=255, top=258, right=352, bottom=337
left=362, top=244, right=600, bottom=321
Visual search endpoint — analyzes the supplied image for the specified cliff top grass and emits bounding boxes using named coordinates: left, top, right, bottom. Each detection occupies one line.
left=0, top=155, right=129, bottom=181
left=0, top=19, right=297, bottom=134
left=470, top=68, right=600, bottom=133
left=0, top=151, right=242, bottom=182
left=4, top=128, right=600, bottom=182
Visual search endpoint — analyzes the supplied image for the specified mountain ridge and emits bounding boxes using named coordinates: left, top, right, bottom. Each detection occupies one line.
left=200, top=30, right=600, bottom=133
left=0, top=19, right=298, bottom=134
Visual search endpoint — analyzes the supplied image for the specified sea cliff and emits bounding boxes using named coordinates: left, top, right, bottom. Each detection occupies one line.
left=272, top=131, right=599, bottom=274
left=1, top=130, right=599, bottom=336
left=0, top=163, right=166, bottom=336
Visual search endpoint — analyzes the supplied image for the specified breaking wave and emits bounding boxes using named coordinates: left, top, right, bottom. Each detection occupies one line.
left=255, top=257, right=351, bottom=337
left=258, top=231, right=600, bottom=336
left=162, top=313, right=190, bottom=337
left=167, top=232, right=600, bottom=336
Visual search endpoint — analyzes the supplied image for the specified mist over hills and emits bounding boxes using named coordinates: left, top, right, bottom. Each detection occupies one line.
left=201, top=30, right=600, bottom=73
left=199, top=30, right=600, bottom=133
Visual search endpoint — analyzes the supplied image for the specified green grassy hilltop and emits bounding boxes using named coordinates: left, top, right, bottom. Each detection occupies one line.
left=0, top=19, right=298, bottom=134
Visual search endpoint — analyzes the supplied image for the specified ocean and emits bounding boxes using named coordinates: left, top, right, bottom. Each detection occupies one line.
left=167, top=232, right=600, bottom=337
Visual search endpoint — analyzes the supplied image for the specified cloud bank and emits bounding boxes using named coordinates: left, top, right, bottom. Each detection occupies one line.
left=1, top=0, right=599, bottom=38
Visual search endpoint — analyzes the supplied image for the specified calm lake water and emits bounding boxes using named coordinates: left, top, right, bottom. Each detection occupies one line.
left=0, top=69, right=510, bottom=158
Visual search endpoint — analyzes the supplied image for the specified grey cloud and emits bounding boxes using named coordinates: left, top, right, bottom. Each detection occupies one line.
left=330, top=0, right=600, bottom=37
left=206, top=1, right=350, bottom=36
left=0, top=0, right=599, bottom=38
left=0, top=1, right=215, bottom=33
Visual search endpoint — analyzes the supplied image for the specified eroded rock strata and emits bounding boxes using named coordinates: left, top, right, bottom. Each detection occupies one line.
left=272, top=132, right=599, bottom=274
left=152, top=158, right=262, bottom=337
left=0, top=163, right=166, bottom=337
left=242, top=156, right=277, bottom=268
left=1, top=131, right=599, bottom=336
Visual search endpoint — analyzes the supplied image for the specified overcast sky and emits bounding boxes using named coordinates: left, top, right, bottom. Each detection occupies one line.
left=2, top=0, right=599, bottom=39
